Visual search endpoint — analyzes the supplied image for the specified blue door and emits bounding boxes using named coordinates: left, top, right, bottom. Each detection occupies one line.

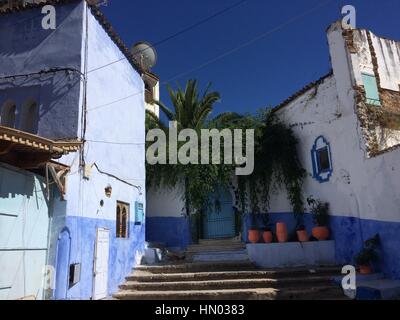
left=203, top=189, right=235, bottom=239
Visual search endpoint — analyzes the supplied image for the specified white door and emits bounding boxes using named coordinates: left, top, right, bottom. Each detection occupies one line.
left=93, top=228, right=110, bottom=300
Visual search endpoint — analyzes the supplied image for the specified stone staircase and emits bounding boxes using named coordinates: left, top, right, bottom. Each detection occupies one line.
left=114, top=239, right=347, bottom=300
left=186, top=238, right=248, bottom=262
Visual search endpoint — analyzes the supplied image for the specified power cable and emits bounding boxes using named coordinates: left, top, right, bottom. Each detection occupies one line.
left=86, top=0, right=336, bottom=113
left=163, top=0, right=336, bottom=83
left=86, top=0, right=248, bottom=74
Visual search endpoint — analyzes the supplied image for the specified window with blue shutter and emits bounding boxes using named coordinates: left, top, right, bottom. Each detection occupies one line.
left=135, top=202, right=144, bottom=225
left=362, top=73, right=381, bottom=106
left=311, top=136, right=333, bottom=183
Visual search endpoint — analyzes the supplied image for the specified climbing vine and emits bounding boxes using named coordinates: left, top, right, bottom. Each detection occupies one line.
left=146, top=80, right=306, bottom=241
left=235, top=110, right=306, bottom=226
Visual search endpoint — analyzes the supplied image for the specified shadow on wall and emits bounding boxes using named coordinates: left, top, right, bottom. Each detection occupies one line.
left=0, top=74, right=81, bottom=139
left=0, top=165, right=35, bottom=199
left=0, top=2, right=82, bottom=56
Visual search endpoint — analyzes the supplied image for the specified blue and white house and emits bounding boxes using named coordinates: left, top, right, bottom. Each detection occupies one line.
left=0, top=0, right=151, bottom=300
left=147, top=22, right=400, bottom=280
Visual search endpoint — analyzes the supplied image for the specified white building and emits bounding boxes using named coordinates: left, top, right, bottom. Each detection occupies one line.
left=0, top=0, right=150, bottom=300
left=267, top=21, right=400, bottom=279
left=146, top=22, right=400, bottom=280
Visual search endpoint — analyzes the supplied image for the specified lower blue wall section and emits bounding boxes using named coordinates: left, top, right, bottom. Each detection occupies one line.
left=55, top=216, right=145, bottom=300
left=242, top=213, right=400, bottom=280
left=146, top=217, right=191, bottom=249
left=145, top=213, right=400, bottom=280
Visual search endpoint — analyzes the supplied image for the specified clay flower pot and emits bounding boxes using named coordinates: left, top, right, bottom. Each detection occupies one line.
left=248, top=230, right=260, bottom=244
left=359, top=265, right=373, bottom=275
left=276, top=223, right=288, bottom=243
left=297, top=230, right=309, bottom=242
left=263, top=231, right=273, bottom=244
left=312, top=226, right=330, bottom=241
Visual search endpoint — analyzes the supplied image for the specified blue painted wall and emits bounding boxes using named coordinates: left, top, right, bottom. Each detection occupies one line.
left=146, top=217, right=191, bottom=249
left=49, top=2, right=146, bottom=300
left=242, top=212, right=400, bottom=280
left=63, top=216, right=145, bottom=299
left=0, top=1, right=84, bottom=139
left=0, top=1, right=147, bottom=300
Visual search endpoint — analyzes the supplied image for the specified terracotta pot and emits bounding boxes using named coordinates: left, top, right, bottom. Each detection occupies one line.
left=312, top=226, right=330, bottom=241
left=263, top=231, right=273, bottom=244
left=276, top=223, right=288, bottom=243
left=297, top=230, right=309, bottom=242
left=248, top=230, right=260, bottom=244
left=359, top=265, right=373, bottom=275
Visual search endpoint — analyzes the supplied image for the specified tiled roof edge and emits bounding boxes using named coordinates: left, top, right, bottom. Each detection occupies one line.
left=272, top=71, right=333, bottom=113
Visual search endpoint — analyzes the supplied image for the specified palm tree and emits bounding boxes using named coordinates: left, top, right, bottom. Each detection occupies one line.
left=146, top=80, right=239, bottom=242
left=146, top=79, right=221, bottom=131
left=146, top=80, right=306, bottom=243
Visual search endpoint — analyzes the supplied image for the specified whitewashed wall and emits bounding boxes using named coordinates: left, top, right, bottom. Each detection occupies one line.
left=270, top=23, right=400, bottom=225
left=147, top=185, right=186, bottom=218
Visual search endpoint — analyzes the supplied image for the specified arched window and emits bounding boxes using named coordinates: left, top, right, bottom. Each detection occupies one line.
left=311, top=136, right=333, bottom=183
left=116, top=202, right=130, bottom=238
left=0, top=101, right=16, bottom=128
left=116, top=206, right=121, bottom=237
left=19, top=100, right=38, bottom=134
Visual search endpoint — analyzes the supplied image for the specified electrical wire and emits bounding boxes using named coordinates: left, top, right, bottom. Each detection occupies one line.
left=163, top=0, right=336, bottom=83
left=86, top=90, right=143, bottom=112
left=0, top=68, right=85, bottom=81
left=86, top=0, right=248, bottom=74
left=86, top=0, right=336, bottom=113
left=85, top=139, right=145, bottom=146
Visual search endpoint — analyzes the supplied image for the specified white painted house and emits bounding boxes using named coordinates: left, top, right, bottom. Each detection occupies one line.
left=146, top=22, right=400, bottom=280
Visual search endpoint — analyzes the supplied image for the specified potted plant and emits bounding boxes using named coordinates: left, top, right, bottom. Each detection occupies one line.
left=260, top=214, right=273, bottom=243
left=296, top=224, right=309, bottom=242
left=307, top=196, right=330, bottom=241
left=248, top=213, right=260, bottom=244
left=355, top=235, right=380, bottom=274
left=276, top=222, right=288, bottom=243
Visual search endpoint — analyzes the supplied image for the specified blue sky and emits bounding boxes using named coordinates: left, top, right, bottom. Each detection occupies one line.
left=102, top=0, right=400, bottom=117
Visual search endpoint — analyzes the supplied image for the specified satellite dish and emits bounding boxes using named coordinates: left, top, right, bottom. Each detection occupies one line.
left=131, top=41, right=157, bottom=71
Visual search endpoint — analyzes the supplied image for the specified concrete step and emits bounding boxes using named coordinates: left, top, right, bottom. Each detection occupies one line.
left=113, top=285, right=345, bottom=300
left=198, top=238, right=241, bottom=246
left=119, top=275, right=336, bottom=291
left=135, top=261, right=257, bottom=274
left=128, top=267, right=342, bottom=283
left=187, top=243, right=246, bottom=253
left=190, top=250, right=249, bottom=263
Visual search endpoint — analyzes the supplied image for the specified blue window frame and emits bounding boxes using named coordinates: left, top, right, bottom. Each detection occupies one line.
left=135, top=202, right=144, bottom=225
left=311, top=136, right=333, bottom=183
left=362, top=73, right=381, bottom=106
